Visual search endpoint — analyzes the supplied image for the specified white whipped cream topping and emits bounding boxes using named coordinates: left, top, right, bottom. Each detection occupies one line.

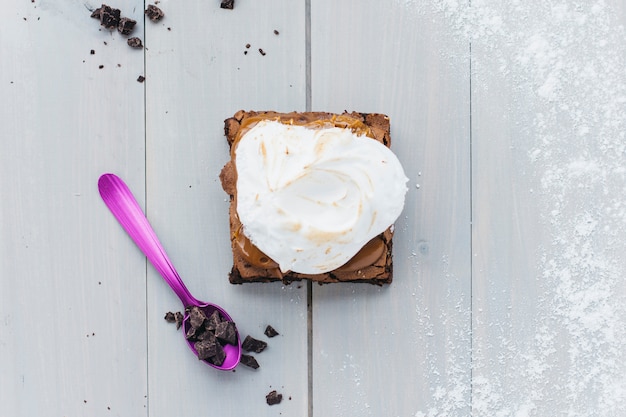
left=235, top=119, right=408, bottom=274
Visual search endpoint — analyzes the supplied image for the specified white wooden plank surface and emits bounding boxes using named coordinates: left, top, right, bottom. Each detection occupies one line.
left=143, top=1, right=309, bottom=416
left=470, top=0, right=626, bottom=415
left=310, top=1, right=472, bottom=416
left=4, top=1, right=626, bottom=416
left=0, top=1, right=147, bottom=416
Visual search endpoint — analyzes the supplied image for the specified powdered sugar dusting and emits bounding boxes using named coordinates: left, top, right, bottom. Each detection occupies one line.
left=416, top=0, right=626, bottom=415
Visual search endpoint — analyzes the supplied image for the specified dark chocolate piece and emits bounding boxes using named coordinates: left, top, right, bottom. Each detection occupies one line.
left=164, top=312, right=176, bottom=323
left=117, top=17, right=136, bottom=35
left=187, top=306, right=207, bottom=329
left=185, top=324, right=198, bottom=340
left=91, top=7, right=102, bottom=19
left=209, top=342, right=226, bottom=366
left=264, top=325, right=279, bottom=338
left=194, top=335, right=218, bottom=361
left=137, top=75, right=145, bottom=83
left=206, top=310, right=222, bottom=331
left=242, top=335, right=267, bottom=353
left=266, top=390, right=282, bottom=405
left=220, top=0, right=234, bottom=10
left=127, top=37, right=143, bottom=49
left=215, top=321, right=237, bottom=346
left=99, top=5, right=121, bottom=30
left=145, top=4, right=164, bottom=21
left=174, top=311, right=183, bottom=329
left=240, top=354, right=259, bottom=369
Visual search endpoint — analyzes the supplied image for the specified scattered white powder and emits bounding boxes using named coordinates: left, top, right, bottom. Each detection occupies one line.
left=411, top=0, right=626, bottom=415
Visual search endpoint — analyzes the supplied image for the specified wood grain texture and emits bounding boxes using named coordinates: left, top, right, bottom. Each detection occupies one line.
left=310, top=1, right=472, bottom=416
left=143, top=1, right=309, bottom=416
left=4, top=0, right=626, bottom=416
left=0, top=1, right=147, bottom=416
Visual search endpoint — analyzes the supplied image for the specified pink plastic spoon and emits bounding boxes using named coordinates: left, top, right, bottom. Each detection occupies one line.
left=98, top=173, right=241, bottom=370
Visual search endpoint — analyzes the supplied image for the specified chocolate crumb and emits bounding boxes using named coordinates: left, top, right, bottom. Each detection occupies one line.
left=264, top=325, right=279, bottom=338
left=245, top=43, right=250, bottom=49
left=244, top=51, right=248, bottom=55
left=240, top=354, right=260, bottom=369
left=117, top=17, right=136, bottom=35
left=220, top=0, right=234, bottom=10
left=90, top=49, right=95, bottom=55
left=242, top=335, right=267, bottom=353
left=164, top=312, right=176, bottom=323
left=99, top=65, right=104, bottom=69
left=258, top=48, right=266, bottom=56
left=145, top=4, right=164, bottom=21
left=127, top=37, right=143, bottom=49
left=266, top=390, right=282, bottom=405
left=274, top=29, right=279, bottom=35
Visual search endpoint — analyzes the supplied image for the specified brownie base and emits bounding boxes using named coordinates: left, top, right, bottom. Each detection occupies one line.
left=220, top=110, right=395, bottom=285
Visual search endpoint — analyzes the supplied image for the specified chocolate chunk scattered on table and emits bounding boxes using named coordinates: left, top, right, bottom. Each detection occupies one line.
left=273, top=29, right=279, bottom=35
left=145, top=4, right=164, bottom=21
left=220, top=0, right=234, bottom=10
left=174, top=311, right=183, bottom=329
left=266, top=390, right=282, bottom=405
left=242, top=335, right=267, bottom=353
left=90, top=7, right=102, bottom=19
left=258, top=48, right=266, bottom=56
left=127, top=37, right=143, bottom=49
left=264, top=325, right=279, bottom=338
left=98, top=5, right=121, bottom=30
left=240, top=354, right=260, bottom=369
left=117, top=17, right=136, bottom=35
left=164, top=311, right=184, bottom=328
left=137, top=75, right=145, bottom=83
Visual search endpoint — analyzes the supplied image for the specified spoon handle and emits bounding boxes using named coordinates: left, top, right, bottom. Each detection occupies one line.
left=98, top=173, right=198, bottom=307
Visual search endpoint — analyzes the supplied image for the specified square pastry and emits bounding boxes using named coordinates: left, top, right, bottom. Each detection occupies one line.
left=219, top=111, right=407, bottom=284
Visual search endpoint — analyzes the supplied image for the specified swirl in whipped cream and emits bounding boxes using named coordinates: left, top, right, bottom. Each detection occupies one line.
left=235, top=119, right=408, bottom=274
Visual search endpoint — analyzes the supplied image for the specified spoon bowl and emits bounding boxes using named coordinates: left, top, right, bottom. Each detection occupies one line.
left=98, top=173, right=241, bottom=370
